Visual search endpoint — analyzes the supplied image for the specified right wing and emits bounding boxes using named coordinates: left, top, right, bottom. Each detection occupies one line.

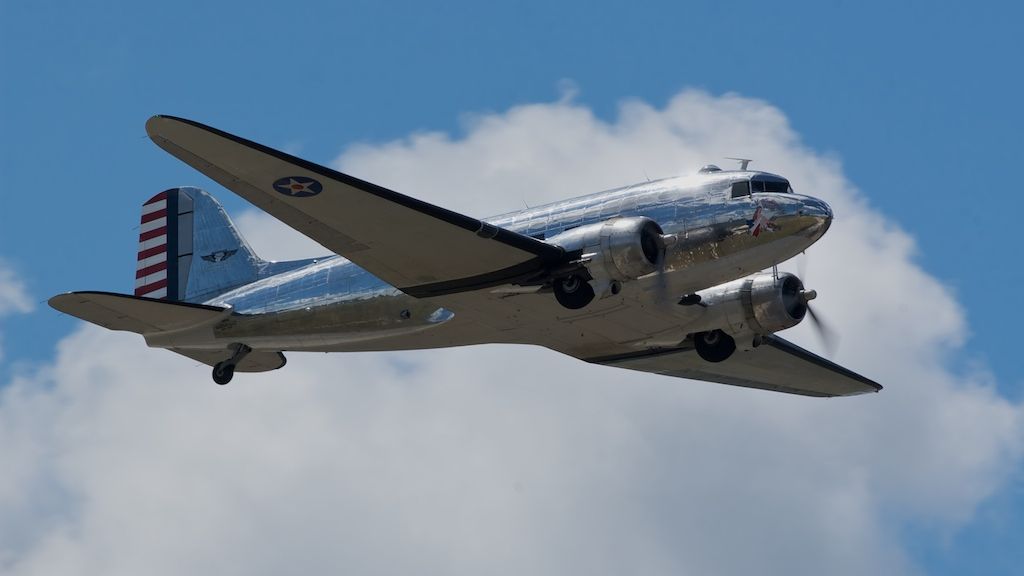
left=586, top=334, right=881, bottom=397
left=146, top=115, right=566, bottom=297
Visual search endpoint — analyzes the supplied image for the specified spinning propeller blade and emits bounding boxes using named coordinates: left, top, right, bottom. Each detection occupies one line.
left=796, top=251, right=839, bottom=355
left=804, top=299, right=839, bottom=356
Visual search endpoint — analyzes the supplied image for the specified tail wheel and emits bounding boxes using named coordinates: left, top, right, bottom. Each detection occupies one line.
left=212, top=362, right=235, bottom=385
left=694, top=330, right=736, bottom=363
left=211, top=343, right=250, bottom=385
left=554, top=274, right=595, bottom=310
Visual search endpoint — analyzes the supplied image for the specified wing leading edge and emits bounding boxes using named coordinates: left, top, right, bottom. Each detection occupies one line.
left=145, top=115, right=565, bottom=297
left=586, top=335, right=882, bottom=397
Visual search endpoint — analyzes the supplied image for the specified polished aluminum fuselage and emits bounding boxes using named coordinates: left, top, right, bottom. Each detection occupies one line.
left=170, top=171, right=831, bottom=355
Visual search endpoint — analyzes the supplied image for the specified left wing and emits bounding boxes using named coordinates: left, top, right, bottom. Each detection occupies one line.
left=145, top=115, right=566, bottom=297
left=586, top=334, right=881, bottom=397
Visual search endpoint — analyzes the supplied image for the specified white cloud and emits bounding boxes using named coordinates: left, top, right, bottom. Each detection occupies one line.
left=2, top=91, right=1022, bottom=575
left=0, top=260, right=34, bottom=363
left=233, top=210, right=329, bottom=261
left=0, top=263, right=32, bottom=318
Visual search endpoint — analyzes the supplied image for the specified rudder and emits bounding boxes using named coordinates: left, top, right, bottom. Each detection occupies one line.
left=135, top=189, right=185, bottom=299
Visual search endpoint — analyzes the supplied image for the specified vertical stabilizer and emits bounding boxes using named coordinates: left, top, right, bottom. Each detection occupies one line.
left=134, top=187, right=266, bottom=303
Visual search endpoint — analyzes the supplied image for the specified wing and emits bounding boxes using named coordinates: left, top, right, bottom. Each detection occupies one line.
left=586, top=334, right=881, bottom=397
left=145, top=115, right=565, bottom=297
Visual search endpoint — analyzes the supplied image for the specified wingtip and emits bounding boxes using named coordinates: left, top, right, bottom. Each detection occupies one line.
left=145, top=115, right=163, bottom=139
left=47, top=291, right=83, bottom=313
left=145, top=114, right=173, bottom=138
left=852, top=381, right=883, bottom=396
left=145, top=114, right=197, bottom=137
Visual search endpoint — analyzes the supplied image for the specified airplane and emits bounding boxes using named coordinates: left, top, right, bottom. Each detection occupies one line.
left=48, top=116, right=881, bottom=397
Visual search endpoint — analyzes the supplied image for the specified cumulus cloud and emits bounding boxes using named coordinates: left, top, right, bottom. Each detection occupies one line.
left=0, top=263, right=32, bottom=318
left=2, top=91, right=1022, bottom=575
left=0, top=260, right=34, bottom=363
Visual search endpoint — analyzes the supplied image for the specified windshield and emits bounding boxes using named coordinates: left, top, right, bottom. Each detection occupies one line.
left=730, top=181, right=750, bottom=198
left=751, top=178, right=792, bottom=193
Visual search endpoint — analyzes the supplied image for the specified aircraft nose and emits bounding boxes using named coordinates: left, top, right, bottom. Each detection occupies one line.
left=798, top=196, right=832, bottom=236
left=801, top=196, right=832, bottom=219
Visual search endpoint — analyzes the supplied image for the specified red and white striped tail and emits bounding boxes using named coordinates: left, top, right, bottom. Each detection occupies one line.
left=135, top=186, right=266, bottom=303
left=134, top=187, right=262, bottom=303
left=135, top=190, right=173, bottom=299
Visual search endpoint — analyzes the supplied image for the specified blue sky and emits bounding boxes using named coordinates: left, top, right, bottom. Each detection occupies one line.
left=2, top=1, right=1022, bottom=573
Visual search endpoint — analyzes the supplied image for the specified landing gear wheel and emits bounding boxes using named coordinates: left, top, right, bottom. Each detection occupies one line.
left=694, top=330, right=736, bottom=363
left=212, top=362, right=235, bottom=385
left=210, top=343, right=251, bottom=385
left=553, top=274, right=595, bottom=310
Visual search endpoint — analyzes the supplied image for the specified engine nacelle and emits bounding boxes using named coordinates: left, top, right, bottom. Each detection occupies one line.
left=548, top=217, right=664, bottom=289
left=687, top=272, right=808, bottom=340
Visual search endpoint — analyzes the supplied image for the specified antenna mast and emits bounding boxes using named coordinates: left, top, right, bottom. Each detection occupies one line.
left=726, top=157, right=753, bottom=170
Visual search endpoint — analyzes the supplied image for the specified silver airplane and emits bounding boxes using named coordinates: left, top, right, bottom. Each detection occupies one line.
left=49, top=116, right=881, bottom=397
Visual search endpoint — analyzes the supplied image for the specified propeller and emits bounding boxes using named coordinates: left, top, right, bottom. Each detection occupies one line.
left=798, top=287, right=838, bottom=356
left=794, top=251, right=838, bottom=355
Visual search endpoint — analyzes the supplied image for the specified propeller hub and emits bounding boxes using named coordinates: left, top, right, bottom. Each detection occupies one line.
left=779, top=274, right=808, bottom=321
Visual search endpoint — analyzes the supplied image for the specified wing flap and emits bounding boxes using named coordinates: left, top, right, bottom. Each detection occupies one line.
left=588, top=335, right=881, bottom=397
left=145, top=115, right=564, bottom=296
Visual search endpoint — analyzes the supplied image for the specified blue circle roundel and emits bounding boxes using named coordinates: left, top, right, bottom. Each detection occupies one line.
left=272, top=176, right=323, bottom=198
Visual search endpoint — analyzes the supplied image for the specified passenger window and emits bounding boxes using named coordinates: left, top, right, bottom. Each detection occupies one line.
left=730, top=181, right=750, bottom=198
left=751, top=180, right=766, bottom=193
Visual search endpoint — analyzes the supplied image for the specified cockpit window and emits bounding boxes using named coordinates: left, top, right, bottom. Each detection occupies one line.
left=751, top=178, right=792, bottom=193
left=730, top=181, right=751, bottom=198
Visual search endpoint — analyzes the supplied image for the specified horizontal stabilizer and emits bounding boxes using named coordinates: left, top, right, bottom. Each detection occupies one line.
left=49, top=291, right=227, bottom=334
left=587, top=334, right=881, bottom=397
left=50, top=291, right=287, bottom=373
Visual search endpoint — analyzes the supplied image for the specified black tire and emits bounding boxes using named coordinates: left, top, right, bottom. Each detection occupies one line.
left=553, top=275, right=595, bottom=310
left=694, top=330, right=736, bottom=363
left=212, top=362, right=235, bottom=385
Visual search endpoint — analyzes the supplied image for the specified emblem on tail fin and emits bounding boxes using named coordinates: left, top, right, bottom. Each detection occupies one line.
left=272, top=176, right=322, bottom=198
left=201, top=249, right=238, bottom=263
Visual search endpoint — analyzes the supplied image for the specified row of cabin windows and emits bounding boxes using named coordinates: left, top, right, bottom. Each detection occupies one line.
left=730, top=179, right=793, bottom=198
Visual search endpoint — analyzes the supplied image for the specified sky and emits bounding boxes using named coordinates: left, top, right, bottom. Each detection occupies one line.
left=1, top=1, right=1023, bottom=574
